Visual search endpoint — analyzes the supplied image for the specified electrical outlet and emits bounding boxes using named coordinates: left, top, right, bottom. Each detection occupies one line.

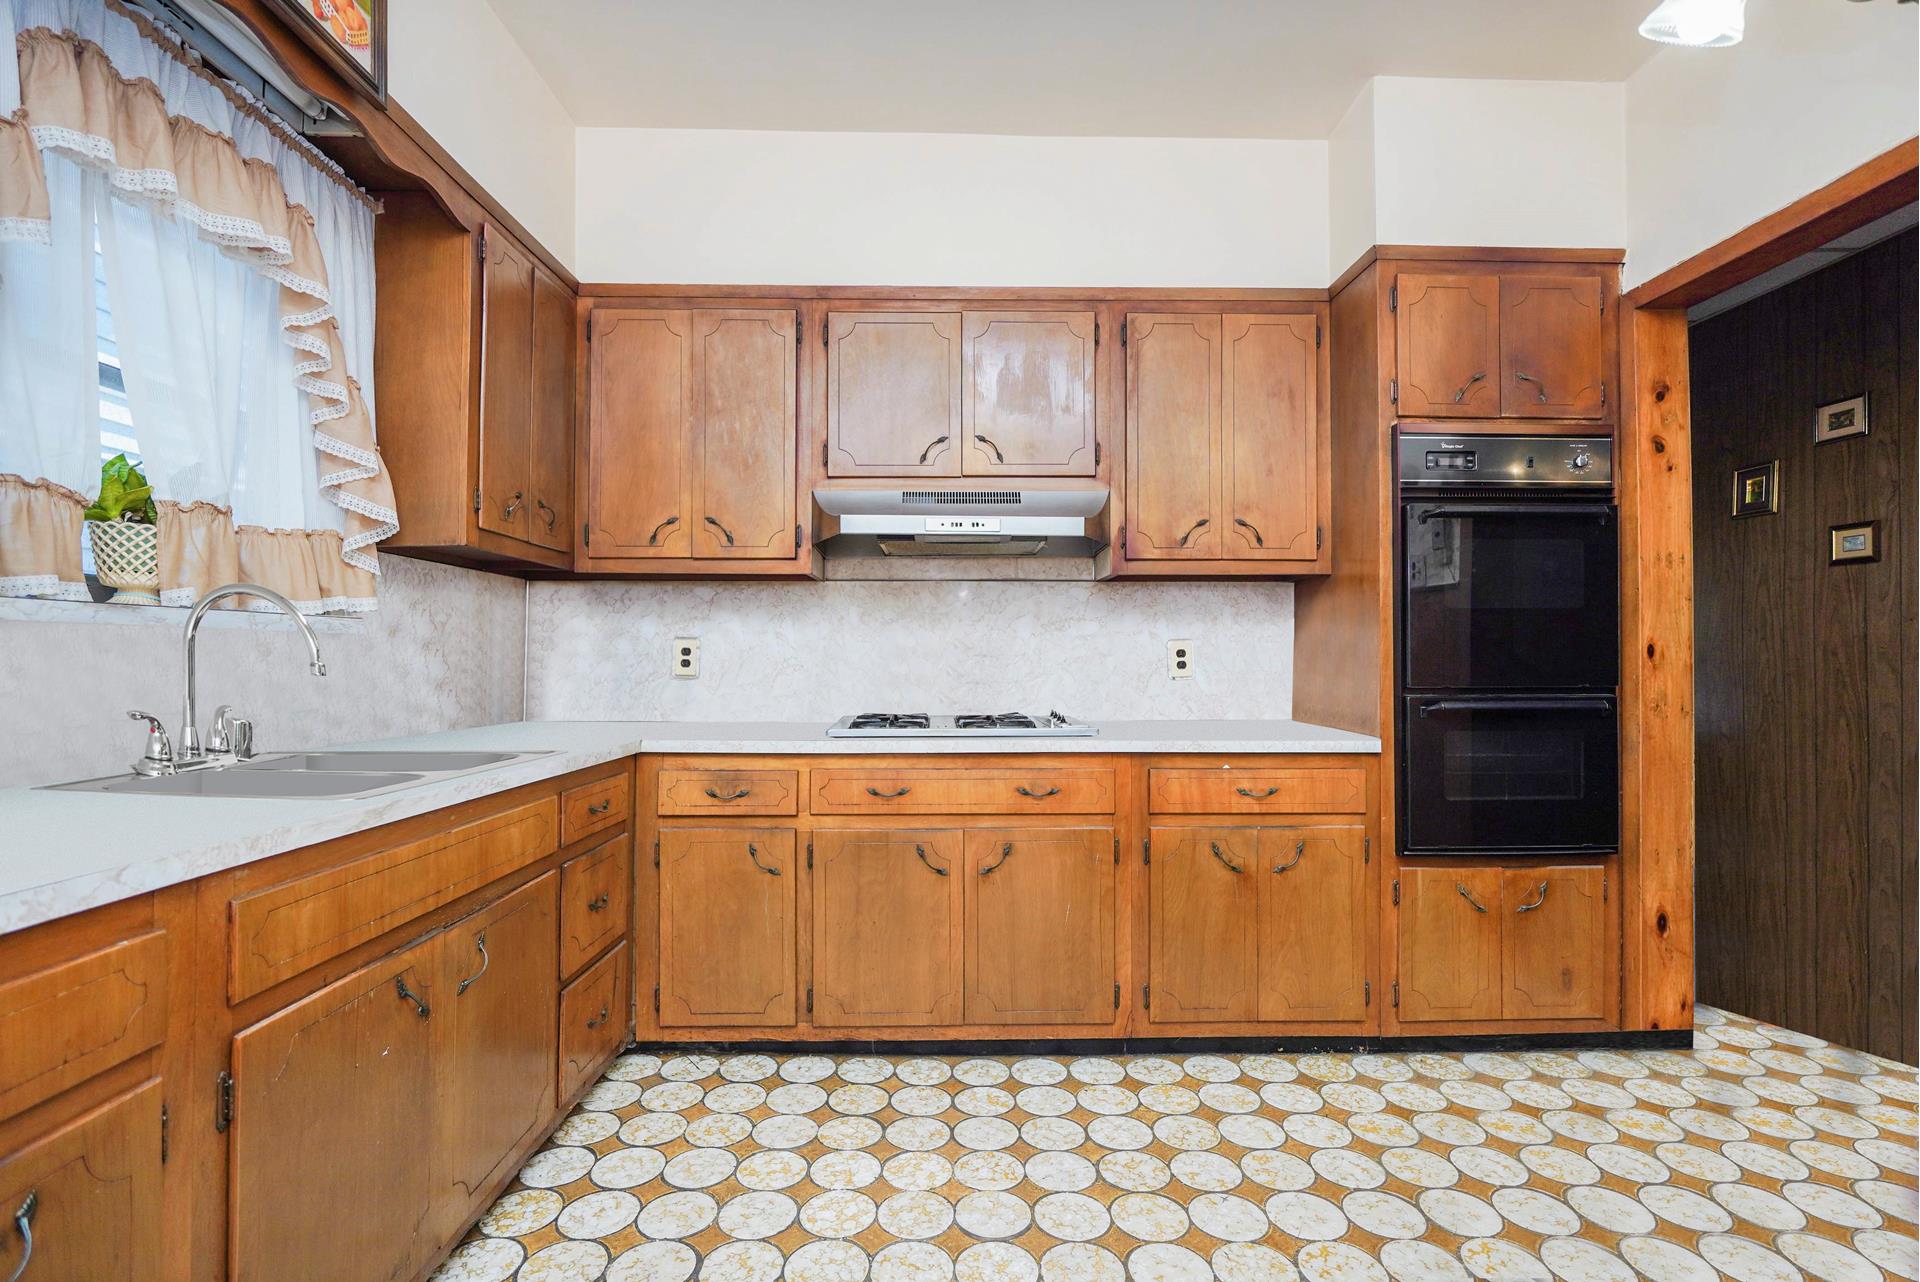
left=1168, top=640, right=1196, bottom=680
left=672, top=637, right=700, bottom=679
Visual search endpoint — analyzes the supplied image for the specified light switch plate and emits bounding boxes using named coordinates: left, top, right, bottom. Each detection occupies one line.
left=1168, top=640, right=1195, bottom=680
left=672, top=638, right=700, bottom=679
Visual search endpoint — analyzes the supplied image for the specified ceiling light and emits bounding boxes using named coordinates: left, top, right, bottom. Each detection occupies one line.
left=1639, top=0, right=1746, bottom=46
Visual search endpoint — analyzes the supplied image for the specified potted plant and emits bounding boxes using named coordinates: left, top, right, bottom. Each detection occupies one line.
left=84, top=453, right=160, bottom=604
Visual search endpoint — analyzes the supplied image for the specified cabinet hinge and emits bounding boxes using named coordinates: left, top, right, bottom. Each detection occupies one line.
left=1316, top=524, right=1324, bottom=551
left=823, top=440, right=830, bottom=469
left=1392, top=981, right=1400, bottom=1008
left=1363, top=837, right=1370, bottom=865
left=160, top=1102, right=170, bottom=1163
left=1142, top=983, right=1151, bottom=1009
left=1113, top=837, right=1119, bottom=865
left=1113, top=982, right=1121, bottom=1010
left=1119, top=526, right=1128, bottom=557
left=472, top=487, right=483, bottom=514
left=1120, top=320, right=1128, bottom=348
left=652, top=837, right=660, bottom=869
left=1600, top=380, right=1608, bottom=407
left=806, top=985, right=814, bottom=1016
left=214, top=1069, right=233, bottom=1133
left=1142, top=837, right=1151, bottom=866
left=1388, top=283, right=1398, bottom=312
left=1364, top=980, right=1370, bottom=1007
left=807, top=840, right=814, bottom=871
left=796, top=320, right=803, bottom=346
left=1316, top=322, right=1323, bottom=348
left=1389, top=378, right=1399, bottom=406
left=476, top=224, right=488, bottom=262
left=822, top=317, right=829, bottom=348
left=795, top=523, right=803, bottom=552
left=1602, top=872, right=1608, bottom=903
left=1094, top=441, right=1102, bottom=467
left=1392, top=878, right=1400, bottom=906
left=1094, top=319, right=1100, bottom=346
left=653, top=985, right=660, bottom=1014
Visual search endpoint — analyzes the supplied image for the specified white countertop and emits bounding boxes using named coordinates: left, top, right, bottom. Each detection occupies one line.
left=0, top=718, right=1378, bottom=933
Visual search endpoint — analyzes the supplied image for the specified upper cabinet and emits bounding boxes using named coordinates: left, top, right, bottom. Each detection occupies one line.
left=1394, top=268, right=1612, bottom=421
left=963, top=311, right=1098, bottom=476
left=827, top=311, right=963, bottom=476
left=1499, top=275, right=1608, bottom=418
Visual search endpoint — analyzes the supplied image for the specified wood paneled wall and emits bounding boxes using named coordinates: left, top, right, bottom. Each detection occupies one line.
left=1690, top=228, right=1917, bottom=1064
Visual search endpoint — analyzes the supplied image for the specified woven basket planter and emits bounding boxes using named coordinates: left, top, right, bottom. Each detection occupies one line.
left=87, top=519, right=160, bottom=605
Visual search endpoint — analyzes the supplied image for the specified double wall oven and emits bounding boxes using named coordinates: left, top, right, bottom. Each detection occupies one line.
left=1397, top=433, right=1620, bottom=856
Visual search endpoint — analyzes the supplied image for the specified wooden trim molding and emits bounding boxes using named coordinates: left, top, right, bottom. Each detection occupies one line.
left=580, top=283, right=1329, bottom=302
left=1330, top=245, right=1627, bottom=298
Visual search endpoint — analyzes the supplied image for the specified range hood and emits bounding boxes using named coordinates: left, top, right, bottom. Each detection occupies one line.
left=812, top=487, right=1109, bottom=559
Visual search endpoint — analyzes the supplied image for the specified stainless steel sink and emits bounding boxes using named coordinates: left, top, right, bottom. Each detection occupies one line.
left=244, top=750, right=526, bottom=773
left=79, top=770, right=424, bottom=798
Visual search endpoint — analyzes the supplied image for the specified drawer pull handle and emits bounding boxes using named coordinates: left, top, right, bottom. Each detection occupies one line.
left=1272, top=839, right=1304, bottom=874
left=917, top=435, right=950, bottom=466
left=704, top=515, right=737, bottom=547
left=974, top=433, right=1006, bottom=464
left=1515, top=882, right=1550, bottom=913
left=455, top=930, right=490, bottom=996
left=913, top=844, right=948, bottom=877
left=395, top=974, right=431, bottom=1019
left=1452, top=371, right=1487, bottom=403
left=587, top=799, right=613, bottom=815
left=1177, top=517, right=1210, bottom=547
left=1456, top=883, right=1489, bottom=913
left=6, top=1190, right=36, bottom=1282
left=536, top=497, right=558, bottom=530
left=747, top=842, right=782, bottom=876
left=866, top=785, right=911, bottom=799
left=502, top=490, right=524, bottom=520
left=705, top=786, right=752, bottom=802
left=587, top=893, right=611, bottom=912
left=1233, top=517, right=1266, bottom=548
left=1514, top=370, right=1550, bottom=403
left=586, top=1005, right=610, bottom=1030
left=1235, top=786, right=1281, bottom=799
left=1015, top=785, right=1061, bottom=799
left=1210, top=841, right=1244, bottom=874
left=979, top=841, right=1014, bottom=876
left=647, top=514, right=680, bottom=545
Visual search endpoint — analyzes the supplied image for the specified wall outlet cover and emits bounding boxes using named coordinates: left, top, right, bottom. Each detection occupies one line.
left=672, top=637, right=700, bottom=678
left=1168, top=640, right=1196, bottom=680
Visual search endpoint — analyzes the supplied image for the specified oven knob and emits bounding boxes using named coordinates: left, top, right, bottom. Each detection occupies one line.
left=1570, top=452, right=1592, bottom=470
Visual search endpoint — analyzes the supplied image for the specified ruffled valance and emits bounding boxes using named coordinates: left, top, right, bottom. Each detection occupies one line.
left=0, top=473, right=86, bottom=600
left=158, top=500, right=377, bottom=614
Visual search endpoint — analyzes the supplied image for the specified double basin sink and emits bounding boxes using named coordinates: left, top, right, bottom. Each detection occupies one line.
left=51, top=749, right=554, bottom=800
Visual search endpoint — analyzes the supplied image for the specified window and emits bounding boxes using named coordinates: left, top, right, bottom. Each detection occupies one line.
left=81, top=229, right=143, bottom=587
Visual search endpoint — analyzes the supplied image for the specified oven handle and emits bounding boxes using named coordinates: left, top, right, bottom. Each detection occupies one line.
left=1415, top=504, right=1614, bottom=522
left=1417, top=698, right=1616, bottom=716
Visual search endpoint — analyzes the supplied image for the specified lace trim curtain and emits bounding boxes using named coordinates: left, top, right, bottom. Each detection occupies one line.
left=0, top=0, right=396, bottom=612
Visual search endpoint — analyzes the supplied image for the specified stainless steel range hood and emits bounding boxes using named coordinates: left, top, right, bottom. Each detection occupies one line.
left=812, top=487, right=1110, bottom=559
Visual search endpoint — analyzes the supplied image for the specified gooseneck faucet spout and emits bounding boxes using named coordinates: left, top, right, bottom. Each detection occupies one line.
left=180, top=583, right=327, bottom=763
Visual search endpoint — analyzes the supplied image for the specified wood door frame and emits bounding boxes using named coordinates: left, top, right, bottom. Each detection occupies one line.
left=1614, top=136, right=1919, bottom=1033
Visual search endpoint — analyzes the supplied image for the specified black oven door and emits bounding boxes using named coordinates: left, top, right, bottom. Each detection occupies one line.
left=1402, top=501, right=1618, bottom=690
left=1400, top=695, right=1619, bottom=855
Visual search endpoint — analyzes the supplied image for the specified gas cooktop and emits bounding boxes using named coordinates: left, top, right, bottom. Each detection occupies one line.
left=825, top=711, right=1097, bottom=738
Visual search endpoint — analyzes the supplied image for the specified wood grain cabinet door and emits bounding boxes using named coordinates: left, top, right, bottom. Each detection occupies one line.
left=1499, top=275, right=1607, bottom=418
left=586, top=309, right=691, bottom=558
left=1394, top=274, right=1500, bottom=418
left=692, top=309, right=798, bottom=557
left=962, top=310, right=1097, bottom=476
left=1224, top=313, right=1319, bottom=561
left=230, top=942, right=435, bottom=1282
left=812, top=830, right=964, bottom=1027
left=1125, top=313, right=1221, bottom=557
left=1396, top=866, right=1501, bottom=1023
left=429, top=874, right=559, bottom=1241
left=1146, top=827, right=1257, bottom=1023
left=527, top=263, right=574, bottom=552
left=964, top=828, right=1116, bottom=1025
left=1501, top=866, right=1608, bottom=1020
left=658, top=828, right=797, bottom=1027
left=0, top=1079, right=162, bottom=1282
left=478, top=227, right=535, bottom=539
left=1257, top=827, right=1368, bottom=1023
left=826, top=311, right=962, bottom=476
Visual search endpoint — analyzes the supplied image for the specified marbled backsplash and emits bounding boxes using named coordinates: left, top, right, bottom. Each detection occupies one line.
left=0, top=556, right=527, bottom=789
left=524, top=581, right=1293, bottom=722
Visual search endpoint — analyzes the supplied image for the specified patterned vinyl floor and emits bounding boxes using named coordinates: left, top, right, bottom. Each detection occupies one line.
left=431, top=1006, right=1919, bottom=1282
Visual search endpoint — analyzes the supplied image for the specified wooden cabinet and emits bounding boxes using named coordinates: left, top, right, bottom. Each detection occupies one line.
left=1147, top=827, right=1258, bottom=1022
left=1393, top=274, right=1501, bottom=418
left=657, top=828, right=797, bottom=1026
left=1125, top=313, right=1221, bottom=558
left=560, top=839, right=630, bottom=978
left=528, top=264, right=575, bottom=551
left=811, top=830, right=964, bottom=1027
left=477, top=230, right=534, bottom=542
left=826, top=312, right=963, bottom=476
left=560, top=942, right=629, bottom=1103
left=0, top=1080, right=163, bottom=1282
left=1224, top=314, right=1319, bottom=559
left=1398, top=866, right=1503, bottom=1023
left=1257, top=827, right=1368, bottom=1022
left=1394, top=270, right=1611, bottom=421
left=964, top=828, right=1116, bottom=1025
left=585, top=309, right=690, bottom=558
left=692, top=310, right=799, bottom=557
left=1502, top=866, right=1608, bottom=1019
left=962, top=311, right=1097, bottom=476
left=1500, top=276, right=1607, bottom=418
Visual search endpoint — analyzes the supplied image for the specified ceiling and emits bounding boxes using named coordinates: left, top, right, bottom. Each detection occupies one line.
left=486, top=0, right=1662, bottom=138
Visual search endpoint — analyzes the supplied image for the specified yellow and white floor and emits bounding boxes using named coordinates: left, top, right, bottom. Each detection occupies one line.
left=434, top=1007, right=1919, bottom=1282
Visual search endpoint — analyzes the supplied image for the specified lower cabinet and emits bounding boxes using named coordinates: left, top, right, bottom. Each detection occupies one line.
left=560, top=941, right=631, bottom=1102
left=812, top=830, right=964, bottom=1027
left=657, top=828, right=797, bottom=1027
left=1398, top=864, right=1610, bottom=1023
left=964, top=828, right=1116, bottom=1025
left=0, top=1079, right=163, bottom=1282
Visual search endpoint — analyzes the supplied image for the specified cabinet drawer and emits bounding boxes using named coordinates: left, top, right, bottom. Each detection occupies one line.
left=562, top=772, right=631, bottom=846
left=1148, top=767, right=1366, bottom=815
left=229, top=797, right=557, bottom=1002
left=560, top=838, right=630, bottom=978
left=810, top=768, right=1117, bottom=815
left=0, top=1079, right=163, bottom=1282
left=559, top=941, right=628, bottom=1104
left=0, top=931, right=167, bottom=1120
left=657, top=769, right=800, bottom=817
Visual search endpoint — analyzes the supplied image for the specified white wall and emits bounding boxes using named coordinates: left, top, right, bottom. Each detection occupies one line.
left=1625, top=0, right=1918, bottom=290
left=1327, top=82, right=1377, bottom=281
left=387, top=0, right=576, bottom=267
left=574, top=128, right=1328, bottom=286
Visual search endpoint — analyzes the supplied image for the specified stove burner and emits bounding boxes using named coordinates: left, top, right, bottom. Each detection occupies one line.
left=847, top=713, right=931, bottom=730
left=955, top=712, right=1039, bottom=730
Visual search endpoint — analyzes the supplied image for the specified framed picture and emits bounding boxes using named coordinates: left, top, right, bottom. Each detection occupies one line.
left=1731, top=460, right=1779, bottom=518
left=1815, top=395, right=1869, bottom=444
left=1830, top=521, right=1880, bottom=564
left=261, top=0, right=386, bottom=105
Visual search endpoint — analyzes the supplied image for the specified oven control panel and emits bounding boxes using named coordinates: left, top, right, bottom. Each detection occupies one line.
left=1398, top=433, right=1613, bottom=488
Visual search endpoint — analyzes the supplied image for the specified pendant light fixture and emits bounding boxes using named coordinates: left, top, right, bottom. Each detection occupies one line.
left=1639, top=0, right=1747, bottom=46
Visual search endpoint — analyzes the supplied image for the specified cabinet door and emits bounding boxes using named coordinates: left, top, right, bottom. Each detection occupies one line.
left=1125, top=313, right=1221, bottom=557
left=477, top=227, right=535, bottom=539
left=430, top=874, right=558, bottom=1241
left=527, top=264, right=574, bottom=551
left=658, top=828, right=796, bottom=1026
left=0, top=1080, right=161, bottom=1282
left=1258, top=827, right=1368, bottom=1022
left=692, top=309, right=797, bottom=558
left=1500, top=275, right=1607, bottom=419
left=962, top=310, right=1097, bottom=476
left=586, top=309, right=691, bottom=557
left=1502, top=866, right=1608, bottom=1020
left=826, top=311, right=962, bottom=476
left=964, top=828, right=1115, bottom=1025
left=812, top=830, right=964, bottom=1027
left=1146, top=827, right=1257, bottom=1023
left=1395, top=274, right=1500, bottom=418
left=1224, top=313, right=1319, bottom=560
left=231, top=943, right=434, bottom=1282
left=1397, top=867, right=1501, bottom=1023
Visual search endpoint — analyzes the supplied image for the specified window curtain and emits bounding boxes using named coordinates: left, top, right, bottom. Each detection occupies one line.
left=0, top=0, right=396, bottom=613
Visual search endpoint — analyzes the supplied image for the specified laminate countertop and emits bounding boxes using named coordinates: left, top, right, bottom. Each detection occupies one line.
left=0, top=718, right=1379, bottom=933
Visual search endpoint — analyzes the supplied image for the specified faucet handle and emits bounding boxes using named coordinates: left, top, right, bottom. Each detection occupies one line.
left=127, top=711, right=174, bottom=775
left=210, top=706, right=255, bottom=760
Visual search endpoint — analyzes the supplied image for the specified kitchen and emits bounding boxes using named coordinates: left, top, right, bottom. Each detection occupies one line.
left=0, top=1, right=1915, bottom=1280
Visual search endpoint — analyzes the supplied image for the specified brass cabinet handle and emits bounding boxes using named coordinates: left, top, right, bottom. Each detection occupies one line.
left=704, top=515, right=736, bottom=547
left=705, top=786, right=751, bottom=802
left=1177, top=517, right=1210, bottom=547
left=1515, top=881, right=1550, bottom=913
left=1015, top=785, right=1061, bottom=799
left=455, top=930, right=489, bottom=996
left=586, top=893, right=610, bottom=913
left=1236, top=786, right=1280, bottom=799
left=586, top=1005, right=610, bottom=1030
left=1272, top=838, right=1305, bottom=874
left=914, top=844, right=948, bottom=877
left=747, top=842, right=781, bottom=876
left=979, top=841, right=1014, bottom=876
left=587, top=800, right=612, bottom=815
left=395, top=974, right=431, bottom=1019
left=1456, top=883, right=1489, bottom=913
left=536, top=498, right=557, bottom=530
left=974, top=433, right=1006, bottom=463
left=1514, top=371, right=1550, bottom=403
left=647, top=515, right=679, bottom=546
left=6, top=1190, right=36, bottom=1282
left=502, top=490, right=524, bottom=520
left=1452, top=371, right=1487, bottom=403
left=866, top=785, right=911, bottom=799
left=917, top=435, right=950, bottom=466
left=1210, top=840, right=1244, bottom=874
left=1233, top=517, right=1266, bottom=548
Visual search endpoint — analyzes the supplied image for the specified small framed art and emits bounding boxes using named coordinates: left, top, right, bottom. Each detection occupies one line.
left=1815, top=395, right=1869, bottom=444
left=1731, top=460, right=1779, bottom=518
left=1830, top=521, right=1880, bottom=565
left=262, top=0, right=387, bottom=105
